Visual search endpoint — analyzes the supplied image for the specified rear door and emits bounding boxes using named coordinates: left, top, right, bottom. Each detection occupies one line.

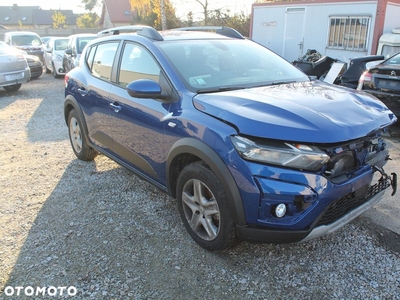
left=78, top=41, right=120, bottom=153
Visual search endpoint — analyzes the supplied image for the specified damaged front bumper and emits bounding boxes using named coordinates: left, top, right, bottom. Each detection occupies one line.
left=236, top=169, right=397, bottom=244
left=303, top=169, right=397, bottom=242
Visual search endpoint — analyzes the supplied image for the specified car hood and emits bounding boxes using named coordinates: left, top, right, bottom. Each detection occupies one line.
left=193, top=81, right=396, bottom=143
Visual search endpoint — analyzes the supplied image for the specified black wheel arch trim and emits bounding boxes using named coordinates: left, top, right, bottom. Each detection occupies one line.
left=167, top=138, right=246, bottom=226
left=64, top=96, right=92, bottom=147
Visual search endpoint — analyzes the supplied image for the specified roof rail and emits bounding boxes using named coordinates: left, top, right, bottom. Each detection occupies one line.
left=172, top=26, right=244, bottom=39
left=97, top=25, right=163, bottom=41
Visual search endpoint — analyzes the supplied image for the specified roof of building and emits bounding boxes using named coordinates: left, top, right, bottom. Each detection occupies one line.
left=0, top=4, right=40, bottom=26
left=0, top=4, right=78, bottom=26
left=100, top=0, right=133, bottom=25
left=33, top=9, right=77, bottom=26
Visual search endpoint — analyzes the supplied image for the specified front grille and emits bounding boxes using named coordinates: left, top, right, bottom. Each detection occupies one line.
left=316, top=179, right=391, bottom=226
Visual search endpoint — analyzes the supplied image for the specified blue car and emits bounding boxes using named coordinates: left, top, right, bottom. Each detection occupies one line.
left=64, top=26, right=397, bottom=251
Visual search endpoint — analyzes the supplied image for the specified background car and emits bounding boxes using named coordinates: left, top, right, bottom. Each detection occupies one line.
left=64, top=26, right=397, bottom=252
left=44, top=37, right=69, bottom=78
left=25, top=54, right=43, bottom=79
left=63, top=33, right=96, bottom=73
left=358, top=51, right=400, bottom=117
left=0, top=41, right=30, bottom=92
left=4, top=31, right=44, bottom=62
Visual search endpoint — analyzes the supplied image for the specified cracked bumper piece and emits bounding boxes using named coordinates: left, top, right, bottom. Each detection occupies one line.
left=236, top=172, right=397, bottom=244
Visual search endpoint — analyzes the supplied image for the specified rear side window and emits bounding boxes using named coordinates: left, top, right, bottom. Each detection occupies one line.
left=86, top=42, right=119, bottom=81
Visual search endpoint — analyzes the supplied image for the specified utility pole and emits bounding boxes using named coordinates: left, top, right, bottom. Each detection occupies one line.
left=160, top=0, right=167, bottom=30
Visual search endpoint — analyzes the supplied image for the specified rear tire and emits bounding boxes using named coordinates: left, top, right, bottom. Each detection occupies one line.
left=177, top=161, right=238, bottom=252
left=3, top=84, right=22, bottom=92
left=67, top=109, right=98, bottom=161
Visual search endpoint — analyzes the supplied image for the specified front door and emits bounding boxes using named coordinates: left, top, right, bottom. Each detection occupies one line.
left=108, top=42, right=170, bottom=184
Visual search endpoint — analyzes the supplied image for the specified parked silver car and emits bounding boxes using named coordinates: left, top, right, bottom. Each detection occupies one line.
left=0, top=41, right=30, bottom=92
left=44, top=37, right=69, bottom=78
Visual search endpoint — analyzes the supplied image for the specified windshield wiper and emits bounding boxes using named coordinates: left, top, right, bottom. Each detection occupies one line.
left=196, top=86, right=246, bottom=94
left=270, top=80, right=298, bottom=86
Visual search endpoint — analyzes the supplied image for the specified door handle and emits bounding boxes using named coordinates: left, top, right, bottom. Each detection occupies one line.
left=110, top=102, right=121, bottom=113
left=77, top=88, right=87, bottom=96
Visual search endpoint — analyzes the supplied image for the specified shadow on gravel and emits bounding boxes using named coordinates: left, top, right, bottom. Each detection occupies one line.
left=2, top=157, right=400, bottom=299
left=0, top=88, right=30, bottom=110
left=25, top=76, right=67, bottom=143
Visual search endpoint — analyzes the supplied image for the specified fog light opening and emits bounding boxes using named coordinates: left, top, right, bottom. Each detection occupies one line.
left=275, top=203, right=287, bottom=218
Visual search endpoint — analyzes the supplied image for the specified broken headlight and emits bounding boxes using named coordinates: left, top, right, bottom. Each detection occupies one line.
left=231, top=135, right=329, bottom=171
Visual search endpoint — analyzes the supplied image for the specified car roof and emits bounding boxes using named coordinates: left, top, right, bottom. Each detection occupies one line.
left=96, top=25, right=244, bottom=42
left=6, top=31, right=40, bottom=36
left=68, top=33, right=97, bottom=38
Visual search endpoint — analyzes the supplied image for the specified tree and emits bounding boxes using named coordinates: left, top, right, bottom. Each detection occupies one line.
left=81, top=0, right=99, bottom=11
left=76, top=13, right=99, bottom=28
left=194, top=0, right=209, bottom=25
left=206, top=10, right=250, bottom=37
left=52, top=11, right=67, bottom=29
left=129, top=0, right=180, bottom=29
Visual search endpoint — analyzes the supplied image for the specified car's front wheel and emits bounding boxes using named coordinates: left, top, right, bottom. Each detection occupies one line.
left=52, top=63, right=59, bottom=78
left=67, top=109, right=98, bottom=161
left=177, top=161, right=238, bottom=252
left=3, top=84, right=22, bottom=92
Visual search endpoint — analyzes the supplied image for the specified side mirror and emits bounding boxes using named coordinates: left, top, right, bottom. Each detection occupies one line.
left=65, top=49, right=72, bottom=56
left=127, top=79, right=168, bottom=100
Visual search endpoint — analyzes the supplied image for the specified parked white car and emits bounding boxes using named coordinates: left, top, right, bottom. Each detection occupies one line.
left=43, top=37, right=69, bottom=78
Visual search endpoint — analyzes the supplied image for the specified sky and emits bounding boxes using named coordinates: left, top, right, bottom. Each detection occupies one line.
left=1, top=0, right=252, bottom=19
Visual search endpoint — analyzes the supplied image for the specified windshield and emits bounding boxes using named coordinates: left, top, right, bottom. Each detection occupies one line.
left=159, top=39, right=309, bottom=92
left=383, top=52, right=400, bottom=65
left=12, top=34, right=41, bottom=47
left=77, top=37, right=96, bottom=54
left=54, top=39, right=69, bottom=51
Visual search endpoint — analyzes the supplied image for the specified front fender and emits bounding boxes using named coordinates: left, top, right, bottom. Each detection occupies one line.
left=166, top=138, right=246, bottom=226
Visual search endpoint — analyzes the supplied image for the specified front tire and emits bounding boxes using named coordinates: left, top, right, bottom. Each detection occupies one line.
left=177, top=161, right=238, bottom=252
left=67, top=109, right=97, bottom=161
left=52, top=63, right=59, bottom=78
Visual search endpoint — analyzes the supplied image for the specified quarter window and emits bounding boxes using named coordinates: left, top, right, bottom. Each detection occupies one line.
left=327, top=16, right=371, bottom=50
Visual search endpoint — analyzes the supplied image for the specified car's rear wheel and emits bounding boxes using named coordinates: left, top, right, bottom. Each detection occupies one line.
left=3, top=84, right=22, bottom=92
left=177, top=161, right=238, bottom=252
left=67, top=109, right=97, bottom=161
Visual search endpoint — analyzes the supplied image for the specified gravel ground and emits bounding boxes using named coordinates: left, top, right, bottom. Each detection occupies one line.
left=1, top=73, right=400, bottom=299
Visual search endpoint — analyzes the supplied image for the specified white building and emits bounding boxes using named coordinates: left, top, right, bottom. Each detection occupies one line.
left=250, top=0, right=400, bottom=63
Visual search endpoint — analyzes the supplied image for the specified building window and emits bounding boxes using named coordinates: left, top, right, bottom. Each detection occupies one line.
left=124, top=10, right=130, bottom=15
left=327, top=16, right=371, bottom=51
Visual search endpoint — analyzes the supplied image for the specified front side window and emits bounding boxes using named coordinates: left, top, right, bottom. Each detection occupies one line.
left=88, top=42, right=119, bottom=81
left=327, top=16, right=371, bottom=50
left=117, top=42, right=161, bottom=87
